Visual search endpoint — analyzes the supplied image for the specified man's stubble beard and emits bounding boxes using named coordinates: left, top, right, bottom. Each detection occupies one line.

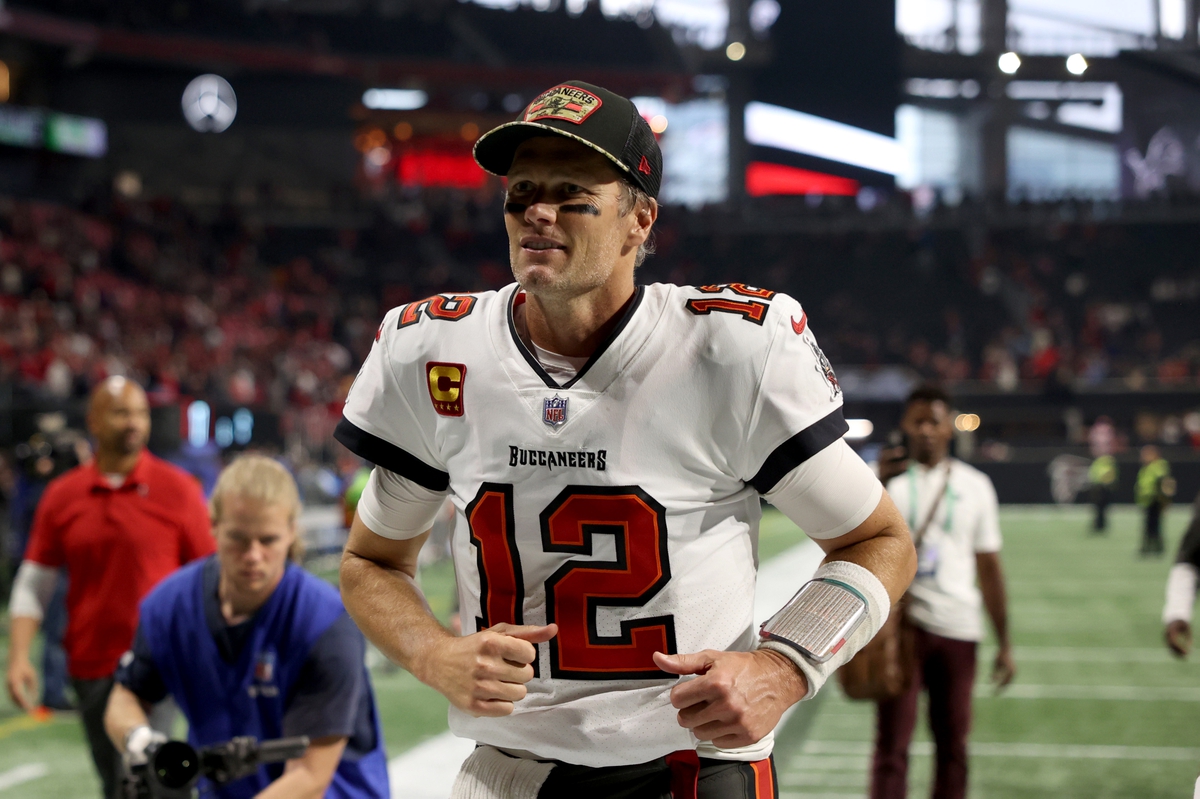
left=510, top=245, right=615, bottom=302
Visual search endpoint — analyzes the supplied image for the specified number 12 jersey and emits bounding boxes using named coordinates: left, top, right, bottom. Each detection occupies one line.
left=338, top=281, right=850, bottom=767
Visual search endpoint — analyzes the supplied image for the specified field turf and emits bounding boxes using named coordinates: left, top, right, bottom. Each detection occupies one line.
left=1, top=505, right=1196, bottom=798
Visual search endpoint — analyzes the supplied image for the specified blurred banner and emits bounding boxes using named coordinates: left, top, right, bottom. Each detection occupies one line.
left=1119, top=66, right=1200, bottom=198
left=0, top=105, right=107, bottom=158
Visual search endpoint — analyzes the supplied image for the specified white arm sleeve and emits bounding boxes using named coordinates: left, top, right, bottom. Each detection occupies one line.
left=9, top=562, right=60, bottom=621
left=764, top=438, right=884, bottom=540
left=1164, top=563, right=1199, bottom=625
left=356, top=467, right=449, bottom=541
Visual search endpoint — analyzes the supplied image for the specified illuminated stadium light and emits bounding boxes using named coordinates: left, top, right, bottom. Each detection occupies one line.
left=998, top=52, right=1022, bottom=75
left=182, top=74, right=237, bottom=133
left=1066, top=53, right=1088, bottom=76
left=365, top=146, right=391, bottom=167
left=233, top=408, right=255, bottom=445
left=955, top=413, right=981, bottom=432
left=114, top=170, right=142, bottom=199
left=745, top=102, right=908, bottom=176
left=845, top=419, right=875, bottom=441
left=362, top=88, right=428, bottom=111
left=187, top=401, right=211, bottom=447
left=649, top=115, right=669, bottom=134
left=215, top=417, right=234, bottom=448
left=749, top=0, right=781, bottom=35
left=726, top=41, right=746, bottom=61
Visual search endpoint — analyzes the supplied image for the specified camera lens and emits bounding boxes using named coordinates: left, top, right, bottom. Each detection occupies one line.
left=151, top=741, right=201, bottom=789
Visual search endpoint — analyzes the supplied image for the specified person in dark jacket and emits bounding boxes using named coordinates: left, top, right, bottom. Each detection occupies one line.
left=104, top=455, right=390, bottom=799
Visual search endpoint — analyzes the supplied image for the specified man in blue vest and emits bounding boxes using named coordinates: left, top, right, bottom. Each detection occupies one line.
left=103, top=455, right=390, bottom=799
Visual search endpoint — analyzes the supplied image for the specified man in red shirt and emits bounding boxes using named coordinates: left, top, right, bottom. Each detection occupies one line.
left=6, top=377, right=214, bottom=799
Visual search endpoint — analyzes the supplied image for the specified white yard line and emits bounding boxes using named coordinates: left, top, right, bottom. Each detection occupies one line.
left=386, top=539, right=826, bottom=796
left=387, top=733, right=477, bottom=799
left=787, top=755, right=873, bottom=770
left=780, top=772, right=867, bottom=787
left=801, top=741, right=1200, bottom=761
left=999, top=646, right=1191, bottom=664
left=0, top=764, right=49, bottom=793
left=977, top=684, right=1200, bottom=701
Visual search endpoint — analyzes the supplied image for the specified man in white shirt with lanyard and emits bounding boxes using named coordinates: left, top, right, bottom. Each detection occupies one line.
left=872, top=385, right=1015, bottom=799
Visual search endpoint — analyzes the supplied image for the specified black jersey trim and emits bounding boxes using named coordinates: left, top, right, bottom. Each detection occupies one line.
left=506, top=285, right=646, bottom=390
left=334, top=417, right=450, bottom=492
left=750, top=407, right=849, bottom=494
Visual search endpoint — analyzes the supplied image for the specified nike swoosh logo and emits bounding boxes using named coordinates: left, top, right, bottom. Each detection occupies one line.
left=791, top=313, right=807, bottom=335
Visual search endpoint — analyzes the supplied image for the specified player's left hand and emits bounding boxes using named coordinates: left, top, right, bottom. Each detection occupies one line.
left=653, top=649, right=808, bottom=749
left=1166, top=620, right=1191, bottom=658
left=992, top=645, right=1016, bottom=689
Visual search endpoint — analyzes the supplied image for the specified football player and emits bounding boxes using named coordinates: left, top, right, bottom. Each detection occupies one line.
left=337, top=81, right=917, bottom=799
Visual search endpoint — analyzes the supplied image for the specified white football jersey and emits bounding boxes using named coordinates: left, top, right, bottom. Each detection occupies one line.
left=338, top=281, right=849, bottom=767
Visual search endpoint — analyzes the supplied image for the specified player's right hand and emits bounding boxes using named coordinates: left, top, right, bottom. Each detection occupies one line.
left=5, top=657, right=39, bottom=712
left=1166, top=620, right=1191, bottom=658
left=423, top=623, right=557, bottom=717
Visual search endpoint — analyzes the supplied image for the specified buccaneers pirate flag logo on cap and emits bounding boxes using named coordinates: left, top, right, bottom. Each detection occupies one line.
left=473, top=79, right=663, bottom=199
left=524, top=85, right=603, bottom=125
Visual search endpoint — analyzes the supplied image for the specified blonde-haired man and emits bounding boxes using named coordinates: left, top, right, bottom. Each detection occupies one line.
left=104, top=456, right=389, bottom=799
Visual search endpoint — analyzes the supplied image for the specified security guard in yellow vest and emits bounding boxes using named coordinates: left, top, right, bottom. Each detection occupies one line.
left=1088, top=454, right=1118, bottom=534
left=1136, top=446, right=1175, bottom=556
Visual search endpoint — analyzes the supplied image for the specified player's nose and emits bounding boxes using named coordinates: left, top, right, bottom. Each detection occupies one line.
left=524, top=200, right=557, bottom=227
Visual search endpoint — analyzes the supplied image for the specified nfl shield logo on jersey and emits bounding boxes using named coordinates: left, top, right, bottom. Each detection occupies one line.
left=249, top=648, right=279, bottom=698
left=543, top=395, right=568, bottom=428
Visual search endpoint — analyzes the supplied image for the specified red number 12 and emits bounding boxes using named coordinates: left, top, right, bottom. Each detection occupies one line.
left=466, top=484, right=677, bottom=680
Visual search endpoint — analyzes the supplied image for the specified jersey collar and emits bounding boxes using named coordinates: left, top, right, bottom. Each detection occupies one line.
left=87, top=450, right=150, bottom=493
left=505, top=284, right=646, bottom=391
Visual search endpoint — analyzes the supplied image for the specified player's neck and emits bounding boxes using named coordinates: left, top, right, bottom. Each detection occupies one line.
left=916, top=450, right=949, bottom=469
left=94, top=448, right=141, bottom=477
left=521, top=279, right=636, bottom=359
left=218, top=571, right=281, bottom=624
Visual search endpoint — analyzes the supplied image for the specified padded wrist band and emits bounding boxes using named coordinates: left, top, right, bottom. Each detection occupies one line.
left=758, top=560, right=890, bottom=700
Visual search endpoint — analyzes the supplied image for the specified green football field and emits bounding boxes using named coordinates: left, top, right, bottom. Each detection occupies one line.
left=1, top=505, right=1197, bottom=798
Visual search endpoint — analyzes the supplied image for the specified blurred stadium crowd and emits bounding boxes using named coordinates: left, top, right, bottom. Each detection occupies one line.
left=4, top=189, right=1200, bottom=419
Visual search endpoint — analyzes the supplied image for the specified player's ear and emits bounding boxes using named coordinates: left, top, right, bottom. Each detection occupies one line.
left=628, top=198, right=657, bottom=245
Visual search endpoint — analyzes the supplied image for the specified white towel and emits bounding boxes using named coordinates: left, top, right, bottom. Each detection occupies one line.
left=449, top=745, right=555, bottom=799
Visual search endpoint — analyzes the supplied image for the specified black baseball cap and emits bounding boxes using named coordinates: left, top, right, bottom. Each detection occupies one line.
left=473, top=80, right=663, bottom=199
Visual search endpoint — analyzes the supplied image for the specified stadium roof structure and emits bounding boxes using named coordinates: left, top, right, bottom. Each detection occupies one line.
left=0, top=0, right=693, bottom=97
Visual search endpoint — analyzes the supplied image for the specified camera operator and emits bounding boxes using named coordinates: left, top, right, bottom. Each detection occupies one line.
left=104, top=455, right=390, bottom=799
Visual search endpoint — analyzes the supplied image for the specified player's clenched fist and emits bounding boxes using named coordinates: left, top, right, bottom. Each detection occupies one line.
left=653, top=649, right=808, bottom=750
left=421, top=623, right=557, bottom=717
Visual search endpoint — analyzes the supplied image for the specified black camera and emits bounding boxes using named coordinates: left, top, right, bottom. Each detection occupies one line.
left=14, top=426, right=86, bottom=483
left=122, top=736, right=309, bottom=799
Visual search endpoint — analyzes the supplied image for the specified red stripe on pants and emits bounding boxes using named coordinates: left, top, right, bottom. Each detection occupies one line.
left=749, top=758, right=775, bottom=798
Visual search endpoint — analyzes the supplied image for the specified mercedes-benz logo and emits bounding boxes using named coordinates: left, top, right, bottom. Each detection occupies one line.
left=182, top=74, right=237, bottom=133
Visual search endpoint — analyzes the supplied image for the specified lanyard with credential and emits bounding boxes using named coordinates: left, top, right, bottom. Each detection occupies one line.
left=908, top=460, right=955, bottom=544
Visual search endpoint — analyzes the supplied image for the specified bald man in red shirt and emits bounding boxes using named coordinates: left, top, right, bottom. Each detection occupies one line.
left=6, top=377, right=214, bottom=799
